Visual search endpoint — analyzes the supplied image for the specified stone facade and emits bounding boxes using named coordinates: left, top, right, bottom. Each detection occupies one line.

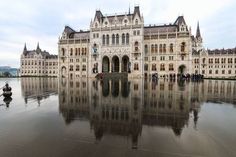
left=56, top=6, right=236, bottom=79
left=20, top=43, right=58, bottom=77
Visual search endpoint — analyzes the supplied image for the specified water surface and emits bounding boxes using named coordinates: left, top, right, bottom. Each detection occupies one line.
left=0, top=78, right=236, bottom=157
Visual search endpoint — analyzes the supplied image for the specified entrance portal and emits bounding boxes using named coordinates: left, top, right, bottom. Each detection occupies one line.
left=102, top=56, right=110, bottom=72
left=112, top=56, right=119, bottom=72
left=122, top=55, right=129, bottom=72
left=178, top=65, right=186, bottom=74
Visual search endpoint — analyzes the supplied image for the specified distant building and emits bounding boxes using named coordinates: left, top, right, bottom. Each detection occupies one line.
left=20, top=43, right=58, bottom=77
left=0, top=66, right=19, bottom=77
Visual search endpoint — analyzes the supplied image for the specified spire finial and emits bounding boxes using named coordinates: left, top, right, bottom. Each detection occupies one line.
left=196, top=21, right=201, bottom=39
left=23, top=43, right=27, bottom=51
left=129, top=4, right=130, bottom=15
left=37, top=42, right=40, bottom=50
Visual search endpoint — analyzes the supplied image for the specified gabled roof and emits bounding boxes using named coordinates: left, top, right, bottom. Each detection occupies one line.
left=174, top=16, right=186, bottom=26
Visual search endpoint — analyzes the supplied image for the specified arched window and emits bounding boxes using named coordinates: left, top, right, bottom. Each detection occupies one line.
left=102, top=35, right=105, bottom=45
left=144, top=45, right=148, bottom=53
left=151, top=44, right=154, bottom=53
left=163, top=44, right=166, bottom=53
left=134, top=63, right=139, bottom=70
left=106, top=34, right=109, bottom=45
left=76, top=65, right=79, bottom=71
left=116, top=34, right=119, bottom=45
left=78, top=48, right=80, bottom=55
left=170, top=43, right=173, bottom=53
left=152, top=64, right=156, bottom=71
left=70, top=48, right=73, bottom=56
left=75, top=48, right=78, bottom=56
left=160, top=64, right=165, bottom=71
left=62, top=48, right=65, bottom=56
left=122, top=33, right=125, bottom=44
left=159, top=44, right=162, bottom=53
left=181, top=42, right=186, bottom=52
left=82, top=48, right=84, bottom=55
left=135, top=19, right=138, bottom=25
left=112, top=34, right=115, bottom=45
left=69, top=65, right=73, bottom=71
left=169, top=64, right=174, bottom=71
left=82, top=65, right=86, bottom=71
left=144, top=64, right=148, bottom=71
left=134, top=41, right=139, bottom=52
left=126, top=33, right=129, bottom=44
left=155, top=44, right=158, bottom=53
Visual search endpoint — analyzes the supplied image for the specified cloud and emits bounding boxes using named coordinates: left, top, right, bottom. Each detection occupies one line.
left=0, top=0, right=235, bottom=67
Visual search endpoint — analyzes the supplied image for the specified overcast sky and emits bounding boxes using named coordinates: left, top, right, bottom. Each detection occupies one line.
left=0, top=0, right=236, bottom=68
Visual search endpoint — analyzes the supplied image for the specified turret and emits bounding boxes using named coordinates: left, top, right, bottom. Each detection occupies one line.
left=196, top=22, right=202, bottom=42
left=23, top=43, right=27, bottom=55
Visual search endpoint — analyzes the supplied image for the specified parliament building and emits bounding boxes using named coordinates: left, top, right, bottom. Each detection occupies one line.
left=21, top=6, right=236, bottom=79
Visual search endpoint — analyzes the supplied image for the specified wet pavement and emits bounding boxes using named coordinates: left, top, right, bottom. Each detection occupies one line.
left=0, top=78, right=236, bottom=157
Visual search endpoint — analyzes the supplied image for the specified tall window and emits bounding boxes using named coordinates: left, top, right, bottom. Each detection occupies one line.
left=102, top=35, right=105, bottom=45
left=134, top=63, right=139, bottom=70
left=151, top=44, right=154, bottom=53
left=163, top=44, right=166, bottom=53
left=134, top=41, right=139, bottom=52
left=126, top=33, right=129, bottom=44
left=112, top=34, right=115, bottom=45
left=76, top=65, right=80, bottom=71
left=116, top=34, right=119, bottom=45
left=144, top=45, right=148, bottom=54
left=169, top=64, right=174, bottom=71
left=160, top=64, right=165, bottom=71
left=170, top=43, right=173, bottom=53
left=152, top=64, right=156, bottom=71
left=69, top=65, right=73, bottom=71
left=82, top=65, right=86, bottom=71
left=181, top=42, right=186, bottom=52
left=155, top=44, right=158, bottom=53
left=159, top=44, right=162, bottom=53
left=70, top=48, right=73, bottom=56
left=106, top=34, right=109, bottom=45
left=122, top=33, right=125, bottom=44
left=62, top=48, right=65, bottom=56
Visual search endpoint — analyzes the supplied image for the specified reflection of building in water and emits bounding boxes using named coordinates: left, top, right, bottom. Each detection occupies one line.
left=58, top=79, right=236, bottom=148
left=191, top=80, right=236, bottom=105
left=59, top=78, right=89, bottom=124
left=21, top=77, right=58, bottom=104
left=143, top=80, right=191, bottom=135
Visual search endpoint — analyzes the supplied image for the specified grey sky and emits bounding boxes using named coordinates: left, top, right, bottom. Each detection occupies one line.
left=0, top=0, right=235, bottom=68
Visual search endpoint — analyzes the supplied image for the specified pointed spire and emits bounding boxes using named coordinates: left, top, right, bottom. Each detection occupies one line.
left=23, top=43, right=27, bottom=51
left=196, top=21, right=201, bottom=39
left=128, top=4, right=130, bottom=15
left=36, top=42, right=40, bottom=50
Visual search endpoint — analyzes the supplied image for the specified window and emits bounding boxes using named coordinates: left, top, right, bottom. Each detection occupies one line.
left=116, top=34, right=119, bottom=45
left=134, top=41, right=139, bottom=52
left=222, top=70, right=225, bottom=74
left=181, top=42, right=186, bottom=52
left=76, top=65, right=79, bottom=71
left=133, top=30, right=136, bottom=35
left=170, top=43, right=173, bottom=53
left=228, top=70, right=231, bottom=74
left=106, top=34, right=109, bottom=45
left=152, top=64, right=156, bottom=71
left=69, top=65, right=73, bottom=71
left=134, top=63, right=139, bottom=70
left=112, top=34, right=115, bottom=45
left=160, top=64, right=165, bottom=71
left=122, top=33, right=125, bottom=44
left=151, top=44, right=154, bottom=53
left=102, top=35, right=105, bottom=45
left=202, top=70, right=205, bottom=74
left=82, top=65, right=86, bottom=71
left=144, top=64, right=148, bottom=71
left=135, top=19, right=138, bottom=25
left=159, top=44, right=162, bottom=53
left=126, top=33, right=129, bottom=44
left=144, top=45, right=148, bottom=54
left=62, top=48, right=65, bottom=56
left=163, top=44, right=166, bottom=53
left=169, top=64, right=174, bottom=71
left=209, top=70, right=212, bottom=74
left=215, top=70, right=218, bottom=74
left=155, top=44, right=158, bottom=53
left=70, top=48, right=73, bottom=56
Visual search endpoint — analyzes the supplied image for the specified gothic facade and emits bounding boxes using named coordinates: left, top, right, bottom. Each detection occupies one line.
left=56, top=6, right=236, bottom=79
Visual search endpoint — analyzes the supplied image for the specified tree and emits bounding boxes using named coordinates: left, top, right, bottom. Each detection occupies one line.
left=3, top=72, right=12, bottom=77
